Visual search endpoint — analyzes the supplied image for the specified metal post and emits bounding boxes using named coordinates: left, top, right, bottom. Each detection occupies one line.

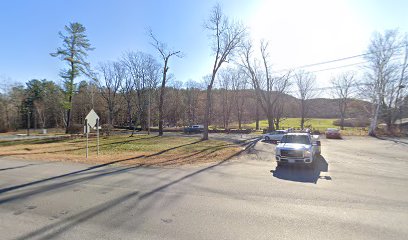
left=97, top=118, right=99, bottom=156
left=85, top=119, right=88, bottom=158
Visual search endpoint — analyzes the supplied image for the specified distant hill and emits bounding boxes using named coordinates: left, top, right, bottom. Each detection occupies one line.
left=265, top=92, right=372, bottom=119
left=306, top=98, right=372, bottom=119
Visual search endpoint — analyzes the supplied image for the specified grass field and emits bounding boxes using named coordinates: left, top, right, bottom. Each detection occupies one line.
left=242, top=118, right=368, bottom=135
left=0, top=135, right=242, bottom=166
left=243, top=118, right=337, bottom=130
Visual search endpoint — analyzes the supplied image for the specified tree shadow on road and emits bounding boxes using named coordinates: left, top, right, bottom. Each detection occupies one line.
left=270, top=155, right=331, bottom=184
left=9, top=138, right=259, bottom=240
left=0, top=137, right=258, bottom=204
left=0, top=163, right=37, bottom=171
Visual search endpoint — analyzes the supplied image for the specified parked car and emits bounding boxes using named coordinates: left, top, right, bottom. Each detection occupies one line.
left=263, top=130, right=287, bottom=141
left=184, top=125, right=204, bottom=133
left=275, top=133, right=321, bottom=167
left=325, top=128, right=341, bottom=139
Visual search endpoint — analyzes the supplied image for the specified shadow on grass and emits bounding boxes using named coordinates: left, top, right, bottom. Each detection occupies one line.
left=0, top=135, right=161, bottom=157
left=144, top=139, right=203, bottom=157
left=0, top=136, right=70, bottom=147
left=270, top=155, right=330, bottom=184
left=12, top=138, right=259, bottom=240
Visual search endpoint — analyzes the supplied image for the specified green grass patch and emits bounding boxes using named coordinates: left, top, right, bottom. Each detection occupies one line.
left=243, top=118, right=338, bottom=130
left=242, top=118, right=368, bottom=135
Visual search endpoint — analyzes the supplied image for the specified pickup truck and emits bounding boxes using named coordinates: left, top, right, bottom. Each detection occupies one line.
left=275, top=133, right=321, bottom=167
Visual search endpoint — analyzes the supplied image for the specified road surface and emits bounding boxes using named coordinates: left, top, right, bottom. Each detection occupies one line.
left=0, top=136, right=407, bottom=239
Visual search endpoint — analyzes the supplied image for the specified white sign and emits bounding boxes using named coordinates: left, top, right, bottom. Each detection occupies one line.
left=84, top=109, right=100, bottom=158
left=85, top=109, right=99, bottom=129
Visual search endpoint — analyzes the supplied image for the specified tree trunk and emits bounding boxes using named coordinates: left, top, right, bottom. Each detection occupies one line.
left=237, top=108, right=242, bottom=130
left=369, top=101, right=381, bottom=136
left=5, top=104, right=10, bottom=130
left=65, top=103, right=72, bottom=134
left=127, top=101, right=132, bottom=129
left=300, top=100, right=305, bottom=129
left=255, top=103, right=259, bottom=130
left=267, top=114, right=274, bottom=132
left=158, top=60, right=168, bottom=136
left=340, top=114, right=345, bottom=130
left=203, top=86, right=212, bottom=140
left=275, top=118, right=280, bottom=130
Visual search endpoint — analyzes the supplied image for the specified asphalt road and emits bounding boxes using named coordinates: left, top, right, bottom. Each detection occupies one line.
left=0, top=136, right=407, bottom=240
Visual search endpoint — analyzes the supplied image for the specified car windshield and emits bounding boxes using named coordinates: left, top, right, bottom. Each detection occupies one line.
left=281, top=135, right=310, bottom=144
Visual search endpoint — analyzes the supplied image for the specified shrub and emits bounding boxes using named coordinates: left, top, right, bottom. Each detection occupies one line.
left=333, top=118, right=370, bottom=127
left=101, top=124, right=113, bottom=137
left=67, top=123, right=83, bottom=134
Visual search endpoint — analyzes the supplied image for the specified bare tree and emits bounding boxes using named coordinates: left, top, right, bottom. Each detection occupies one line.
left=97, top=61, right=124, bottom=125
left=120, top=64, right=135, bottom=129
left=149, top=30, right=182, bottom=136
left=240, top=40, right=291, bottom=131
left=203, top=3, right=247, bottom=140
left=231, top=68, right=248, bottom=129
left=219, top=69, right=235, bottom=129
left=295, top=70, right=316, bottom=129
left=331, top=72, right=356, bottom=129
left=363, top=30, right=407, bottom=136
left=184, top=80, right=202, bottom=126
left=122, top=51, right=160, bottom=133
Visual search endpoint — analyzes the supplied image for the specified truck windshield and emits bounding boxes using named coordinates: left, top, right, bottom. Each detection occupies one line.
left=281, top=135, right=310, bottom=144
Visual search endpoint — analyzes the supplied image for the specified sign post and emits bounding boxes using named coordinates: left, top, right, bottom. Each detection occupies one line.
left=85, top=119, right=89, bottom=158
left=84, top=109, right=100, bottom=158
left=97, top=118, right=100, bottom=156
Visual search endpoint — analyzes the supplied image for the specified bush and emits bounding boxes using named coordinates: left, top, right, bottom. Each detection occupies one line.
left=101, top=124, right=113, bottom=137
left=333, top=118, right=370, bottom=128
left=67, top=123, right=83, bottom=134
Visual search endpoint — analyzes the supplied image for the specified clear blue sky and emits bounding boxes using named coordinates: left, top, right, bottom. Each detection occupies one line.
left=1, top=0, right=408, bottom=89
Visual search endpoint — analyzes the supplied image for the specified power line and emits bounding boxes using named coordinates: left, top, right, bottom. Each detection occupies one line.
left=296, top=54, right=369, bottom=69
left=309, top=61, right=367, bottom=73
left=274, top=44, right=407, bottom=73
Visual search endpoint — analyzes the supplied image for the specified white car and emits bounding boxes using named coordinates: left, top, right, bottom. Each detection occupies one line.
left=263, top=130, right=287, bottom=141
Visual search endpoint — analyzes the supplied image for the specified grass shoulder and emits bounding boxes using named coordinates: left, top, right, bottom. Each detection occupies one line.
left=0, top=134, right=242, bottom=167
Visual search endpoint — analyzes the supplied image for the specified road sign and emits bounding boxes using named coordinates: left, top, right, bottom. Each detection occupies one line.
left=85, top=109, right=99, bottom=129
left=84, top=109, right=100, bottom=158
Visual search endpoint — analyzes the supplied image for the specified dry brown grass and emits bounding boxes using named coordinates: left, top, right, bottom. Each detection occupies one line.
left=0, top=135, right=242, bottom=167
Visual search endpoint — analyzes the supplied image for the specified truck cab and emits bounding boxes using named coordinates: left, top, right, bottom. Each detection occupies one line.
left=275, top=133, right=321, bottom=167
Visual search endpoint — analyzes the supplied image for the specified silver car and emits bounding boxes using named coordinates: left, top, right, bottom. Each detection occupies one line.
left=263, top=130, right=287, bottom=141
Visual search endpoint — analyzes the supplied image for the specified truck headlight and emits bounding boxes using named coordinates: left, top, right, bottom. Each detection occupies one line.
left=304, top=150, right=311, bottom=157
left=276, top=148, right=281, bottom=155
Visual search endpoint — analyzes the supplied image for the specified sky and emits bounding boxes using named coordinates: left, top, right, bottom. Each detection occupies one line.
left=1, top=0, right=408, bottom=95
